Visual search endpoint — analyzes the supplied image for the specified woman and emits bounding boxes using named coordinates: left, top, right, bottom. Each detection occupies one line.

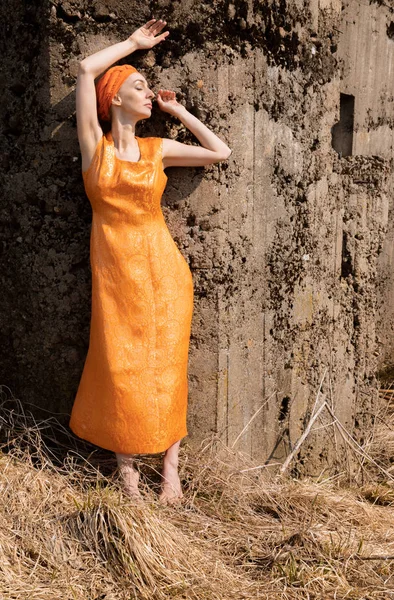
left=69, top=18, right=232, bottom=505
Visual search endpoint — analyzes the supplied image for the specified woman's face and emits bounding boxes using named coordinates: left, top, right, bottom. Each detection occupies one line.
left=111, top=72, right=155, bottom=121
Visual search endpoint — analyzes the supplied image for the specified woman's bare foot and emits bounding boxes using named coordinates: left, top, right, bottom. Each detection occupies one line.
left=159, top=461, right=183, bottom=505
left=116, top=453, right=143, bottom=500
left=159, top=441, right=183, bottom=505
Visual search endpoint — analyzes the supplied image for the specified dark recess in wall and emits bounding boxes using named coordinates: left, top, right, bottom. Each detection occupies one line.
left=331, top=93, right=354, bottom=157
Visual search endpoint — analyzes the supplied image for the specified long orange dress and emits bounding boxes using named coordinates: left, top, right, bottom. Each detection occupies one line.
left=69, top=131, right=194, bottom=454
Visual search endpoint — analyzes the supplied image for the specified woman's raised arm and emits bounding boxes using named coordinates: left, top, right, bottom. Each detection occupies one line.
left=157, top=90, right=232, bottom=168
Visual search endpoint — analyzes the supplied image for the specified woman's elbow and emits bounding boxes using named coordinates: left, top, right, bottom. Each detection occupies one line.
left=217, top=147, right=232, bottom=161
left=78, top=60, right=91, bottom=75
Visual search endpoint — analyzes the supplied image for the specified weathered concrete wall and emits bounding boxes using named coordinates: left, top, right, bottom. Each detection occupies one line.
left=0, top=0, right=391, bottom=472
left=336, top=0, right=394, bottom=383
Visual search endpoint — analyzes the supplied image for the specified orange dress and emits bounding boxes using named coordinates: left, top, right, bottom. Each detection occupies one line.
left=69, top=131, right=194, bottom=454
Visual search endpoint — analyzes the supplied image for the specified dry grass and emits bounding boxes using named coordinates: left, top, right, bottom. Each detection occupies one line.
left=0, top=386, right=394, bottom=599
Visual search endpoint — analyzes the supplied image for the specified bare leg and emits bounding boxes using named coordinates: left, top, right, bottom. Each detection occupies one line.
left=159, top=439, right=183, bottom=505
left=116, top=453, right=142, bottom=499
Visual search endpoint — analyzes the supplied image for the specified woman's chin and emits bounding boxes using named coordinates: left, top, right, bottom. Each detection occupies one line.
left=138, top=109, right=152, bottom=120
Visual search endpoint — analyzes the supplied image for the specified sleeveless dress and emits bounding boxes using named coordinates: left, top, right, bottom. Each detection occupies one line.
left=69, top=131, right=194, bottom=454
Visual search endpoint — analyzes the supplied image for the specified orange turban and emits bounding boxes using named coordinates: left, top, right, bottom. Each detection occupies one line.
left=95, top=64, right=139, bottom=122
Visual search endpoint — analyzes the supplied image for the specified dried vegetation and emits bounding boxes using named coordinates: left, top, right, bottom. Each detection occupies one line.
left=0, top=384, right=394, bottom=599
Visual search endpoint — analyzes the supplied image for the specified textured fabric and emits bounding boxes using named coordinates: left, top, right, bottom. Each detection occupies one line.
left=69, top=131, right=194, bottom=454
left=95, top=65, right=138, bottom=122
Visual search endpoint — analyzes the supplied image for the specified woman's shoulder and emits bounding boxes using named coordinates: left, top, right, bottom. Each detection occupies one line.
left=138, top=136, right=164, bottom=159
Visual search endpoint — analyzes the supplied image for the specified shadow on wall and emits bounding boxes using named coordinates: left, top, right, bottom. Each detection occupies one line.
left=0, top=0, right=202, bottom=424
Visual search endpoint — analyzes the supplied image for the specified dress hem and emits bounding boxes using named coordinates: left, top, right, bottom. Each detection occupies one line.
left=69, top=424, right=188, bottom=455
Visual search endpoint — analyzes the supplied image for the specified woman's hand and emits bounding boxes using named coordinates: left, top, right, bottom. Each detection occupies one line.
left=156, top=89, right=186, bottom=117
left=128, top=19, right=169, bottom=50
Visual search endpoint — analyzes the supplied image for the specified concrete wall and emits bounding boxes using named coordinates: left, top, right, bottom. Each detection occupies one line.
left=336, top=0, right=394, bottom=382
left=0, top=0, right=391, bottom=472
